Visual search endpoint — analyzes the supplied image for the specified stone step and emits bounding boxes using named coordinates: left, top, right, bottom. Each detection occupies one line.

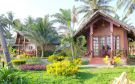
left=90, top=57, right=105, bottom=64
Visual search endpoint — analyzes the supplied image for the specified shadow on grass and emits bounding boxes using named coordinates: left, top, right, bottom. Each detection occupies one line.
left=76, top=72, right=96, bottom=79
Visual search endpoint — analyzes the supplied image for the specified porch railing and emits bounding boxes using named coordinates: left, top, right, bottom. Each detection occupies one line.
left=112, top=50, right=127, bottom=58
left=129, top=45, right=135, bottom=56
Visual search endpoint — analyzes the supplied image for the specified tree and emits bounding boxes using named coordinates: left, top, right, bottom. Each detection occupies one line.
left=14, top=16, right=58, bottom=57
left=117, top=0, right=135, bottom=20
left=0, top=15, right=13, bottom=68
left=76, top=0, right=115, bottom=18
left=52, top=8, right=77, bottom=60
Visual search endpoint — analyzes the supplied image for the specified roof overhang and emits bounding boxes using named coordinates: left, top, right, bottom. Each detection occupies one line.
left=74, top=11, right=132, bottom=37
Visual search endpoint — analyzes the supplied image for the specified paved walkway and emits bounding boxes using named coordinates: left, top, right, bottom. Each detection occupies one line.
left=80, top=64, right=114, bottom=68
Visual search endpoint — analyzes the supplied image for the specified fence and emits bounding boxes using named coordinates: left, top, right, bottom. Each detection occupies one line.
left=129, top=43, right=135, bottom=56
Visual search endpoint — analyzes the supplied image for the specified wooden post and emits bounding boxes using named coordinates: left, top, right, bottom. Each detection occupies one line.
left=110, top=22, right=114, bottom=64
left=23, top=37, right=26, bottom=53
left=90, top=24, right=93, bottom=56
left=18, top=37, right=20, bottom=55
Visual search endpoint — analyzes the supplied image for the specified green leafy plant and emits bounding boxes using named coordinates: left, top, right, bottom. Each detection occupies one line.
left=26, top=57, right=44, bottom=64
left=47, top=60, right=79, bottom=76
left=8, top=45, right=16, bottom=58
left=12, top=59, right=26, bottom=65
left=73, top=58, right=82, bottom=65
left=48, top=55, right=67, bottom=62
left=103, top=55, right=121, bottom=65
left=82, top=60, right=89, bottom=65
left=0, top=67, right=28, bottom=84
left=16, top=53, right=29, bottom=59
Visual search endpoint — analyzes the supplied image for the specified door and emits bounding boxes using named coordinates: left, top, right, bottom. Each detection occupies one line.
left=93, top=37, right=99, bottom=56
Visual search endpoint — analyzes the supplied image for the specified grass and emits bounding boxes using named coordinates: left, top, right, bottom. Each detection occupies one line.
left=18, top=67, right=135, bottom=84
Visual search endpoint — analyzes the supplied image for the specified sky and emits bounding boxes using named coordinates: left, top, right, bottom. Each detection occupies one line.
left=0, top=0, right=76, bottom=19
left=0, top=0, right=134, bottom=26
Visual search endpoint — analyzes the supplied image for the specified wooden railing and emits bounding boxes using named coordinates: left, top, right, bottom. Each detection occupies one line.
left=112, top=50, right=127, bottom=57
left=129, top=45, right=135, bottom=55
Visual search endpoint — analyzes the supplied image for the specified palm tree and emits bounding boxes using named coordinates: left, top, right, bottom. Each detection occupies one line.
left=117, top=0, right=135, bottom=20
left=0, top=15, right=13, bottom=68
left=14, top=16, right=58, bottom=57
left=52, top=8, right=78, bottom=60
left=76, top=0, right=115, bottom=17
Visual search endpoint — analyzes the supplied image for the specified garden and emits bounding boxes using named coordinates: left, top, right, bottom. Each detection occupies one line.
left=0, top=0, right=135, bottom=84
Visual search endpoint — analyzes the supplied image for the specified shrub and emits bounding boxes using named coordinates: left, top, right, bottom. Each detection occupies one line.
left=44, top=51, right=54, bottom=57
left=12, top=59, right=26, bottom=65
left=46, top=60, right=79, bottom=76
left=16, top=53, right=28, bottom=59
left=82, top=60, right=89, bottom=65
left=48, top=55, right=66, bottom=62
left=26, top=57, right=44, bottom=64
left=73, top=58, right=82, bottom=65
left=114, top=56, right=121, bottom=64
left=0, top=67, right=28, bottom=84
left=103, top=56, right=121, bottom=65
left=20, top=64, right=46, bottom=71
left=103, top=56, right=109, bottom=64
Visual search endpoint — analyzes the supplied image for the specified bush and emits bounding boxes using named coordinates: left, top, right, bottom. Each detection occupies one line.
left=44, top=51, right=54, bottom=57
left=103, top=56, right=121, bottom=65
left=73, top=58, right=82, bottom=65
left=48, top=55, right=66, bottom=62
left=16, top=53, right=28, bottom=59
left=12, top=59, right=26, bottom=65
left=82, top=60, right=89, bottom=65
left=46, top=60, right=79, bottom=76
left=20, top=64, right=46, bottom=71
left=0, top=67, right=28, bottom=84
left=26, top=57, right=44, bottom=64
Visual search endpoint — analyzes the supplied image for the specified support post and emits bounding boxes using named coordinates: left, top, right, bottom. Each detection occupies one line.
left=110, top=22, right=114, bottom=64
left=23, top=37, right=26, bottom=53
left=90, top=24, right=93, bottom=56
left=18, top=37, right=21, bottom=55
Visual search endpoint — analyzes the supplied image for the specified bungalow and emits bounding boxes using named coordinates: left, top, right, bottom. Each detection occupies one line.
left=14, top=33, right=59, bottom=56
left=14, top=33, right=36, bottom=55
left=74, top=11, right=135, bottom=64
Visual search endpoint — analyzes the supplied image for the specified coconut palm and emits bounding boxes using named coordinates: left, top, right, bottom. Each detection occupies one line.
left=76, top=0, right=115, bottom=17
left=52, top=8, right=78, bottom=60
left=117, top=0, right=135, bottom=20
left=0, top=15, right=13, bottom=68
left=14, top=16, right=58, bottom=57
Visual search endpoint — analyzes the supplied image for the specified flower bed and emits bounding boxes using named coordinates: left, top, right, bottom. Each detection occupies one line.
left=20, top=64, right=46, bottom=71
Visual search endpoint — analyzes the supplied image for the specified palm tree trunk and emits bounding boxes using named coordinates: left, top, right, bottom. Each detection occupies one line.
left=70, top=42, right=74, bottom=60
left=36, top=45, right=38, bottom=57
left=70, top=22, right=75, bottom=60
left=41, top=46, right=44, bottom=58
left=0, top=26, right=13, bottom=68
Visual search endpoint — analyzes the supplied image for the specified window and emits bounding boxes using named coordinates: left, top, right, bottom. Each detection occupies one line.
left=116, top=36, right=120, bottom=49
left=29, top=46, right=33, bottom=50
left=93, top=37, right=99, bottom=55
left=113, top=36, right=120, bottom=50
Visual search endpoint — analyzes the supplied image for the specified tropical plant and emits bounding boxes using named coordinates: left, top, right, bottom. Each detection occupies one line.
left=0, top=67, right=28, bottom=84
left=12, top=59, right=26, bottom=65
left=46, top=60, right=79, bottom=76
left=52, top=8, right=78, bottom=60
left=0, top=14, right=13, bottom=68
left=76, top=0, right=115, bottom=18
left=48, top=55, right=67, bottom=62
left=14, top=16, right=59, bottom=57
left=74, top=35, right=87, bottom=58
left=117, top=0, right=135, bottom=20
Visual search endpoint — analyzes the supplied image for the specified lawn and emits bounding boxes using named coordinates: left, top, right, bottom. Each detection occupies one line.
left=19, top=66, right=135, bottom=84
